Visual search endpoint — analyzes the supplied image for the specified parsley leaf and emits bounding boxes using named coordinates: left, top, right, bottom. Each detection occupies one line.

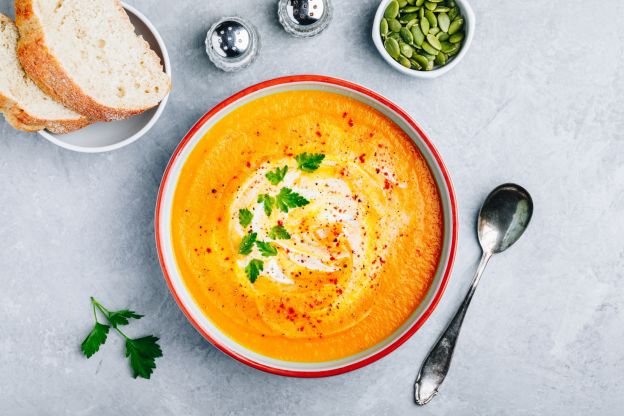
left=276, top=187, right=309, bottom=213
left=238, top=208, right=253, bottom=227
left=269, top=225, right=291, bottom=240
left=239, top=232, right=257, bottom=255
left=257, top=194, right=275, bottom=216
left=107, top=310, right=143, bottom=327
left=256, top=241, right=278, bottom=257
left=295, top=153, right=325, bottom=172
left=125, top=336, right=163, bottom=379
left=81, top=297, right=163, bottom=380
left=265, top=165, right=288, bottom=185
left=81, top=322, right=109, bottom=358
left=245, top=259, right=264, bottom=283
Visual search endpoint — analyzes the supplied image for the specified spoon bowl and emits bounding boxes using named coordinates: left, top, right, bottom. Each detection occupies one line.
left=478, top=184, right=533, bottom=254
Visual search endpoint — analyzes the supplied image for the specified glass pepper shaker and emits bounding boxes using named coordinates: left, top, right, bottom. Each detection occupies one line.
left=278, top=0, right=333, bottom=38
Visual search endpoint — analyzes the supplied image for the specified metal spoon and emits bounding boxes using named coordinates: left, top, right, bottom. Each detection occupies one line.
left=414, top=183, right=533, bottom=405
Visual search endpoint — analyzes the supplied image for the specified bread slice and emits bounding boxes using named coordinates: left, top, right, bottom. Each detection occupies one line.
left=15, top=0, right=171, bottom=122
left=0, top=14, right=88, bottom=134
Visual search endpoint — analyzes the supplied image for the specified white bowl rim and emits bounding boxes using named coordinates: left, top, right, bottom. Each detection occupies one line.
left=372, top=0, right=476, bottom=79
left=155, top=75, right=458, bottom=377
left=37, top=2, right=171, bottom=153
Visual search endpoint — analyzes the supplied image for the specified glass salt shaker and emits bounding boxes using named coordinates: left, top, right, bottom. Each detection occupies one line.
left=205, top=17, right=260, bottom=72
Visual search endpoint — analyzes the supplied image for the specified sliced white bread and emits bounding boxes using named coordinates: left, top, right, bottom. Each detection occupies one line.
left=15, top=0, right=171, bottom=122
left=0, top=14, right=88, bottom=134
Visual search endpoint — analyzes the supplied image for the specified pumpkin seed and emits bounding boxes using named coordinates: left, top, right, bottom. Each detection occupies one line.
left=425, top=10, right=437, bottom=27
left=425, top=2, right=437, bottom=11
left=415, top=0, right=425, bottom=6
left=421, top=52, right=436, bottom=61
left=384, top=0, right=399, bottom=19
left=448, top=7, right=459, bottom=20
left=398, top=55, right=411, bottom=68
left=425, top=60, right=434, bottom=70
left=429, top=26, right=440, bottom=35
left=434, top=6, right=450, bottom=12
left=410, top=59, right=422, bottom=70
left=412, top=54, right=429, bottom=68
left=434, top=51, right=448, bottom=65
left=400, top=27, right=414, bottom=43
left=426, top=34, right=442, bottom=50
left=439, top=41, right=452, bottom=52
left=440, top=41, right=459, bottom=54
left=419, top=18, right=429, bottom=35
left=384, top=37, right=401, bottom=59
left=436, top=32, right=449, bottom=41
left=406, top=19, right=418, bottom=29
left=401, top=12, right=418, bottom=21
left=406, top=0, right=416, bottom=4
left=448, top=18, right=464, bottom=35
left=419, top=7, right=425, bottom=19
left=411, top=25, right=425, bottom=45
left=398, top=0, right=408, bottom=7
left=401, top=6, right=419, bottom=13
left=380, top=18, right=389, bottom=37
left=447, top=45, right=460, bottom=56
left=421, top=40, right=438, bottom=55
left=449, top=32, right=464, bottom=43
left=388, top=32, right=401, bottom=41
left=438, top=12, right=450, bottom=32
left=389, top=18, right=402, bottom=32
left=400, top=42, right=414, bottom=58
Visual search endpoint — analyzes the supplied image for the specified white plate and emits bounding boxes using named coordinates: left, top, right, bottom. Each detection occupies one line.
left=38, top=3, right=171, bottom=153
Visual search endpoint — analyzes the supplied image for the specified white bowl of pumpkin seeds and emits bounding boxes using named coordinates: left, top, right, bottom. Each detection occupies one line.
left=372, top=0, right=475, bottom=78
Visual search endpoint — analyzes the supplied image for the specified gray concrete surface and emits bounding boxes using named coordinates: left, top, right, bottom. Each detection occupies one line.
left=1, top=0, right=623, bottom=414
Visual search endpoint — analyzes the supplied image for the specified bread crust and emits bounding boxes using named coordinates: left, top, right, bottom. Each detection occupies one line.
left=0, top=90, right=90, bottom=133
left=11, top=104, right=90, bottom=133
left=0, top=94, right=40, bottom=132
left=0, top=13, right=89, bottom=134
left=15, top=0, right=170, bottom=122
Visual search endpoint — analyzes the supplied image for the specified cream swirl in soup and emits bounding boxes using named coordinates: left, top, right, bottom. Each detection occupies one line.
left=229, top=156, right=405, bottom=338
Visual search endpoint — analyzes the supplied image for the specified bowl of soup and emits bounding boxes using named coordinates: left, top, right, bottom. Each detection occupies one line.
left=156, top=75, right=457, bottom=377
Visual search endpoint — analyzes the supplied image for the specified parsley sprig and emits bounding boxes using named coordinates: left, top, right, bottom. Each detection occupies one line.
left=276, top=187, right=309, bottom=213
left=238, top=208, right=253, bottom=227
left=239, top=232, right=257, bottom=255
left=265, top=165, right=288, bottom=185
left=245, top=259, right=264, bottom=283
left=257, top=188, right=308, bottom=216
left=257, top=194, right=275, bottom=216
left=269, top=225, right=291, bottom=240
left=81, top=297, right=162, bottom=379
left=256, top=241, right=278, bottom=257
left=295, top=153, right=325, bottom=172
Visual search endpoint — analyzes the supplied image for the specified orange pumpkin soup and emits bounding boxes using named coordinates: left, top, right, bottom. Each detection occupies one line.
left=171, top=91, right=443, bottom=362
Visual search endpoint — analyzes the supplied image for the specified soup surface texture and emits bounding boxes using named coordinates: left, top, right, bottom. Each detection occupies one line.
left=171, top=90, right=443, bottom=362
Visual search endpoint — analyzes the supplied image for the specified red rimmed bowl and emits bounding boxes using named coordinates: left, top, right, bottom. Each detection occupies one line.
left=155, top=75, right=457, bottom=377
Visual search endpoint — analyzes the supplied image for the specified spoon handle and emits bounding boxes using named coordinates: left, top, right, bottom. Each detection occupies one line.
left=414, top=251, right=492, bottom=405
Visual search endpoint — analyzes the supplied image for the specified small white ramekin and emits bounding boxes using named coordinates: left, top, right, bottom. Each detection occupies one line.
left=372, top=0, right=475, bottom=79
left=37, top=3, right=171, bottom=153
